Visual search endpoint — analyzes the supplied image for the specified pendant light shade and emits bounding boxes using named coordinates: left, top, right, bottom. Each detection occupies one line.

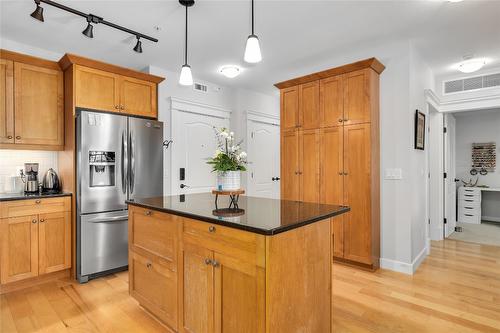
left=30, top=1, right=44, bottom=22
left=244, top=35, right=262, bottom=63
left=179, top=64, right=194, bottom=86
left=244, top=0, right=262, bottom=63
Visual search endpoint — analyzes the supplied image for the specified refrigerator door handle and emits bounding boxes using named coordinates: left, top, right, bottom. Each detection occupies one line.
left=121, top=130, right=128, bottom=194
left=129, top=130, right=135, bottom=194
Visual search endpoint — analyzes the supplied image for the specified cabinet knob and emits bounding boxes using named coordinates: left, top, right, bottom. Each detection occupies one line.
left=208, top=226, right=216, bottom=233
left=343, top=118, right=348, bottom=122
left=40, top=219, right=45, bottom=223
left=146, top=262, right=152, bottom=269
left=35, top=200, right=41, bottom=204
left=115, top=105, right=119, bottom=109
left=338, top=119, right=343, bottom=123
left=16, top=136, right=21, bottom=140
left=343, top=172, right=348, bottom=176
left=338, top=172, right=343, bottom=175
left=204, top=258, right=212, bottom=265
left=32, top=219, right=37, bottom=224
left=7, top=135, right=13, bottom=139
left=145, top=210, right=152, bottom=216
left=212, top=260, right=220, bottom=268
left=120, top=105, right=125, bottom=110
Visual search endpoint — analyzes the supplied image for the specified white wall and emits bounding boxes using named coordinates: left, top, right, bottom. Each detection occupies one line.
left=455, top=109, right=500, bottom=220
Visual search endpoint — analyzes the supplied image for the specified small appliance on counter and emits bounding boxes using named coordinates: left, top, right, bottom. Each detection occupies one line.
left=42, top=168, right=61, bottom=194
left=20, top=163, right=40, bottom=194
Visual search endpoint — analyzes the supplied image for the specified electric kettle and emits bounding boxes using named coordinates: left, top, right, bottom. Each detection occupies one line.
left=42, top=168, right=61, bottom=194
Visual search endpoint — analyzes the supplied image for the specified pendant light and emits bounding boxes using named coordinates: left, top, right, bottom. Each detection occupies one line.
left=244, top=0, right=262, bottom=63
left=179, top=0, right=194, bottom=86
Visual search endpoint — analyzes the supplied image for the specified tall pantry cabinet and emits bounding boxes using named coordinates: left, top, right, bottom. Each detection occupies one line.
left=276, top=58, right=384, bottom=270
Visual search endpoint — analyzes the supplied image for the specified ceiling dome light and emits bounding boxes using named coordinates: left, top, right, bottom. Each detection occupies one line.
left=458, top=58, right=486, bottom=73
left=244, top=0, right=262, bottom=63
left=219, top=66, right=241, bottom=78
left=30, top=0, right=44, bottom=22
left=447, top=0, right=464, bottom=2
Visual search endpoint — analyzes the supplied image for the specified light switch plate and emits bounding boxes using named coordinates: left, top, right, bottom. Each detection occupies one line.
left=385, top=168, right=403, bottom=180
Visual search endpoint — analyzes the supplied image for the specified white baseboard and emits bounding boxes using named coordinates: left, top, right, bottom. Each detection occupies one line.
left=482, top=216, right=500, bottom=223
left=380, top=247, right=428, bottom=275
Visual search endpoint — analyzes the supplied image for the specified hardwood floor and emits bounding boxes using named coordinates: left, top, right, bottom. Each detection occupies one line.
left=1, top=239, right=499, bottom=332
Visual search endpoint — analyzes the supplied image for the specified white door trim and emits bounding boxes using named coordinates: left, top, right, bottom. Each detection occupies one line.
left=425, top=89, right=500, bottom=113
left=246, top=110, right=280, bottom=125
left=169, top=97, right=232, bottom=119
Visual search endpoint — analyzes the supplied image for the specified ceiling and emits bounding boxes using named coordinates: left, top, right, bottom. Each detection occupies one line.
left=1, top=0, right=499, bottom=95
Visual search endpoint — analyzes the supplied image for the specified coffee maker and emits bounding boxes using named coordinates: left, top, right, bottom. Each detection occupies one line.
left=21, top=163, right=40, bottom=194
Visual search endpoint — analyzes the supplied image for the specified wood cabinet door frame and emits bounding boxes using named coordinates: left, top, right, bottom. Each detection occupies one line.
left=75, top=65, right=120, bottom=113
left=0, top=215, right=39, bottom=284
left=299, top=81, right=320, bottom=130
left=320, top=75, right=343, bottom=128
left=120, top=76, right=157, bottom=118
left=280, top=86, right=299, bottom=130
left=343, top=69, right=370, bottom=126
left=13, top=62, right=64, bottom=146
left=0, top=59, right=14, bottom=144
left=38, top=211, right=71, bottom=274
left=213, top=252, right=265, bottom=333
left=299, top=128, right=321, bottom=203
left=280, top=129, right=300, bottom=201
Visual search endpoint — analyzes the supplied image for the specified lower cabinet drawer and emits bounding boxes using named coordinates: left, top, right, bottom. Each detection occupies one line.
left=0, top=197, right=71, bottom=218
left=130, top=250, right=178, bottom=331
left=458, top=211, right=481, bottom=224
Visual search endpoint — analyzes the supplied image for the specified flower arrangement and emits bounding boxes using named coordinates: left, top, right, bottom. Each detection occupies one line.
left=206, top=127, right=247, bottom=172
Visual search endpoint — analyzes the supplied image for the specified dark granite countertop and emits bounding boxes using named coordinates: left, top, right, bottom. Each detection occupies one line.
left=0, top=192, right=72, bottom=202
left=127, top=193, right=349, bottom=235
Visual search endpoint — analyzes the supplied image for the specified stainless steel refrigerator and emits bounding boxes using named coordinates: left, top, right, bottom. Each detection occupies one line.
left=76, top=110, right=163, bottom=283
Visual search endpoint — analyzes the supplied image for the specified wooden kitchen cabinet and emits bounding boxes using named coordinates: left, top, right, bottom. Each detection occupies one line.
left=320, top=75, right=343, bottom=128
left=300, top=129, right=321, bottom=203
left=120, top=76, right=157, bottom=118
left=0, top=196, right=71, bottom=290
left=75, top=66, right=120, bottom=113
left=0, top=59, right=14, bottom=144
left=300, top=81, right=320, bottom=129
left=0, top=50, right=64, bottom=150
left=280, top=86, right=299, bottom=130
left=281, top=129, right=300, bottom=201
left=343, top=69, right=371, bottom=126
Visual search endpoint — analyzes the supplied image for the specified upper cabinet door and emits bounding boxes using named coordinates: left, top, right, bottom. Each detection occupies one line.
left=0, top=59, right=14, bottom=144
left=120, top=76, right=157, bottom=118
left=343, top=69, right=370, bottom=125
left=300, top=129, right=321, bottom=203
left=300, top=81, right=320, bottom=129
left=14, top=62, right=64, bottom=147
left=75, top=66, right=120, bottom=112
left=281, top=86, right=299, bottom=130
left=38, top=211, right=71, bottom=275
left=320, top=76, right=343, bottom=128
left=280, top=130, right=300, bottom=201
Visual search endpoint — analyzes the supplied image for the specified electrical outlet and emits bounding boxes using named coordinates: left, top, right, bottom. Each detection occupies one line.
left=385, top=168, right=403, bottom=180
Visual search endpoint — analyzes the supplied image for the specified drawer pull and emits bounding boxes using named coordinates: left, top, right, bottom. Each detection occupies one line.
left=464, top=207, right=474, bottom=209
left=32, top=219, right=37, bottom=224
left=212, top=260, right=220, bottom=268
left=465, top=200, right=473, bottom=202
left=39, top=219, right=45, bottom=222
left=144, top=210, right=152, bottom=216
left=7, top=135, right=13, bottom=139
left=35, top=200, right=41, bottom=204
left=204, top=258, right=212, bottom=265
left=208, top=226, right=216, bottom=233
left=464, top=195, right=474, bottom=197
left=146, top=262, right=152, bottom=269
left=465, top=214, right=474, bottom=217
left=16, top=136, right=21, bottom=140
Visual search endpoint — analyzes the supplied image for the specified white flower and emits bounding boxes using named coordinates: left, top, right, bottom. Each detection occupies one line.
left=239, top=151, right=247, bottom=159
left=219, top=131, right=229, bottom=138
left=213, top=149, right=221, bottom=158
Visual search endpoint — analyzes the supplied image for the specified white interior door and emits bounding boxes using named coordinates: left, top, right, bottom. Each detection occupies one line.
left=246, top=120, right=280, bottom=199
left=444, top=113, right=457, bottom=237
left=171, top=110, right=229, bottom=195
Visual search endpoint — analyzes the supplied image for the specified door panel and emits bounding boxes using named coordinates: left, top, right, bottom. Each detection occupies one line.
left=171, top=110, right=229, bottom=195
left=128, top=117, right=163, bottom=201
left=75, top=66, right=120, bottom=112
left=343, top=124, right=372, bottom=264
left=14, top=62, right=64, bottom=146
left=280, top=130, right=300, bottom=201
left=213, top=252, right=265, bottom=333
left=300, top=81, right=320, bottom=129
left=247, top=120, right=280, bottom=199
left=0, top=215, right=38, bottom=284
left=38, top=211, right=71, bottom=274
left=321, top=127, right=344, bottom=205
left=0, top=59, right=14, bottom=144
left=331, top=216, right=344, bottom=258
left=180, top=242, right=214, bottom=333
left=281, top=86, right=299, bottom=130
left=343, top=69, right=370, bottom=125
left=444, top=114, right=457, bottom=237
left=121, top=77, right=157, bottom=118
left=300, top=129, right=320, bottom=203
left=320, top=76, right=343, bottom=128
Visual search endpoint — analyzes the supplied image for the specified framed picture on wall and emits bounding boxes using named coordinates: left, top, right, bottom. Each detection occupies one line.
left=414, top=110, right=426, bottom=150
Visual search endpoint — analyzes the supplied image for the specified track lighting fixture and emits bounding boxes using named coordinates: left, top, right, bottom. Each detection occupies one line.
left=30, top=0, right=44, bottom=22
left=244, top=0, right=262, bottom=63
left=133, top=37, right=143, bottom=53
left=179, top=0, right=195, bottom=86
left=28, top=0, right=158, bottom=52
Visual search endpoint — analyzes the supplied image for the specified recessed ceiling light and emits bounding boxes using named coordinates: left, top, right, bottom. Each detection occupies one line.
left=219, top=66, right=241, bottom=78
left=457, top=57, right=486, bottom=73
left=447, top=0, right=464, bottom=2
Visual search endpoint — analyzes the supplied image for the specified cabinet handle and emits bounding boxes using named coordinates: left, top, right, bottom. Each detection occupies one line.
left=208, top=226, right=216, bottom=233
left=115, top=105, right=119, bottom=109
left=343, top=118, right=349, bottom=122
left=7, top=135, right=13, bottom=139
left=144, top=210, right=152, bottom=216
left=338, top=119, right=343, bottom=123
left=212, top=260, right=220, bottom=268
left=204, top=258, right=212, bottom=265
left=35, top=200, right=41, bottom=204
left=120, top=105, right=125, bottom=110
left=338, top=172, right=343, bottom=175
left=39, top=219, right=45, bottom=223
left=146, top=262, right=152, bottom=269
left=32, top=219, right=37, bottom=224
left=16, top=136, right=21, bottom=140
left=343, top=172, right=348, bottom=176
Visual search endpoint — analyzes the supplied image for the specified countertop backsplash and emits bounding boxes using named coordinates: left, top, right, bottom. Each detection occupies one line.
left=0, top=150, right=59, bottom=194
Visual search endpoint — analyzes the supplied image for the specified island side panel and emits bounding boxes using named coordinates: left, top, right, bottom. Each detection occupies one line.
left=265, top=218, right=332, bottom=333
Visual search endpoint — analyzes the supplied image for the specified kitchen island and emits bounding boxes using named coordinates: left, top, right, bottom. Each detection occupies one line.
left=127, top=193, right=349, bottom=333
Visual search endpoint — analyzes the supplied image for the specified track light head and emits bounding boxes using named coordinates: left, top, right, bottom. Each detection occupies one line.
left=30, top=1, right=44, bottom=22
left=82, top=22, right=94, bottom=38
left=133, top=37, right=143, bottom=53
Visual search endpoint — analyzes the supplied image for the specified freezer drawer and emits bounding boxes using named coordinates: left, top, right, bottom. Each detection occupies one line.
left=80, top=211, right=129, bottom=278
